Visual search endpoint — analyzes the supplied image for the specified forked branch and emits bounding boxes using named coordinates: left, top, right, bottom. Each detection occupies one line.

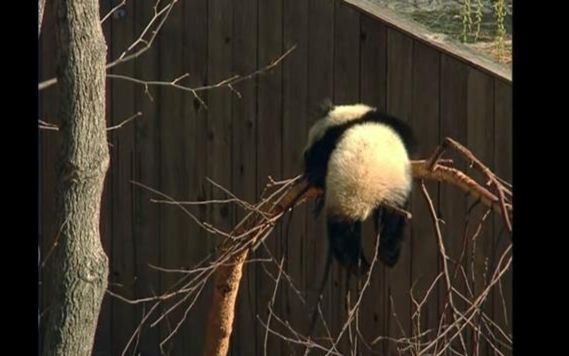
left=202, top=138, right=513, bottom=356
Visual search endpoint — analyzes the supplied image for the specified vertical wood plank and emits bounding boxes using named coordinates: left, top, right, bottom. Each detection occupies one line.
left=305, top=0, right=335, bottom=343
left=334, top=1, right=360, bottom=105
left=466, top=67, right=495, bottom=355
left=333, top=1, right=360, bottom=353
left=411, top=40, right=441, bottom=349
left=180, top=0, right=211, bottom=354
left=131, top=0, right=162, bottom=354
left=282, top=0, right=309, bottom=354
left=157, top=2, right=190, bottom=354
left=208, top=0, right=234, bottom=234
left=231, top=0, right=258, bottom=354
left=207, top=7, right=234, bottom=354
left=440, top=54, right=469, bottom=354
left=359, top=14, right=388, bottom=354
left=108, top=1, right=137, bottom=353
left=38, top=28, right=44, bottom=353
left=257, top=0, right=283, bottom=353
left=386, top=28, right=413, bottom=352
left=359, top=16, right=387, bottom=110
left=39, top=0, right=60, bottom=352
left=493, top=79, right=512, bottom=356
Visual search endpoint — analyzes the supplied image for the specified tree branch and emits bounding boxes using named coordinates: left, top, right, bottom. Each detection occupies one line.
left=38, top=0, right=179, bottom=91
left=106, top=44, right=296, bottom=108
left=202, top=146, right=513, bottom=356
left=100, top=0, right=127, bottom=24
left=106, top=112, right=142, bottom=131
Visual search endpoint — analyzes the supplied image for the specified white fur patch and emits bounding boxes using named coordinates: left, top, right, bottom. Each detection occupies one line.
left=325, top=122, right=412, bottom=220
left=303, top=103, right=374, bottom=155
left=328, top=104, right=374, bottom=125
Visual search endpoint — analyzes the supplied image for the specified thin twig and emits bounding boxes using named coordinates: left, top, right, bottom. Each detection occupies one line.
left=101, top=0, right=127, bottom=23
left=106, top=112, right=142, bottom=131
left=39, top=0, right=179, bottom=91
left=106, top=45, right=297, bottom=109
left=263, top=258, right=285, bottom=356
left=38, top=120, right=59, bottom=131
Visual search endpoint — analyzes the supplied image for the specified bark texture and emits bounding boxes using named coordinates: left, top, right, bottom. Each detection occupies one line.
left=42, top=0, right=110, bottom=355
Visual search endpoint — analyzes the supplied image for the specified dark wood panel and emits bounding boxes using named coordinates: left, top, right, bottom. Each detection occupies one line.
left=359, top=14, right=388, bottom=355
left=332, top=1, right=360, bottom=353
left=129, top=0, right=163, bottom=353
left=305, top=0, right=335, bottom=346
left=282, top=0, right=309, bottom=354
left=108, top=1, right=137, bottom=353
left=493, top=79, right=513, bottom=356
left=179, top=0, right=211, bottom=354
left=410, top=40, right=441, bottom=348
left=256, top=0, right=284, bottom=353
left=156, top=2, right=191, bottom=354
left=207, top=7, right=235, bottom=351
left=466, top=67, right=495, bottom=354
left=440, top=53, right=469, bottom=355
left=39, top=0, right=60, bottom=353
left=231, top=0, right=259, bottom=354
left=386, top=28, right=414, bottom=354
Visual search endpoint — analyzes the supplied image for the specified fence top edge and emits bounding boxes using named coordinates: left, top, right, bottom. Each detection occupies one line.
left=343, top=0, right=512, bottom=83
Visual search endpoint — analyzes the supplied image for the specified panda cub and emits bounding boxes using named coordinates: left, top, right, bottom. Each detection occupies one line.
left=303, top=101, right=417, bottom=274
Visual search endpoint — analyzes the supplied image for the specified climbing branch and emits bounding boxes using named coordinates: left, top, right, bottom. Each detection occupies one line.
left=108, top=137, right=511, bottom=355
left=201, top=138, right=512, bottom=356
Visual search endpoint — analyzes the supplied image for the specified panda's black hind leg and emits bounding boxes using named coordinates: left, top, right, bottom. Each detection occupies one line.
left=374, top=204, right=408, bottom=268
left=327, top=218, right=370, bottom=275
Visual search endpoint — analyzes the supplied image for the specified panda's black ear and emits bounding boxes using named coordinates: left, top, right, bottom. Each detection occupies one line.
left=317, top=98, right=334, bottom=117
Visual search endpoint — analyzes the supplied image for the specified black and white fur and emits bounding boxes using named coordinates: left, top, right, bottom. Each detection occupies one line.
left=303, top=101, right=417, bottom=274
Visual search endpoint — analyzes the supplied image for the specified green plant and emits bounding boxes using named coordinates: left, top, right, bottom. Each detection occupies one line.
left=494, top=0, right=507, bottom=58
left=462, top=0, right=473, bottom=42
left=474, top=0, right=483, bottom=41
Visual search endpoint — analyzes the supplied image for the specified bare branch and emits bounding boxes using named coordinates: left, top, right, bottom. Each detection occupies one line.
left=101, top=0, right=127, bottom=24
left=106, top=45, right=297, bottom=109
left=39, top=0, right=179, bottom=91
left=40, top=112, right=144, bottom=133
left=200, top=139, right=512, bottom=356
left=442, top=137, right=512, bottom=232
left=105, top=137, right=511, bottom=355
left=263, top=258, right=285, bottom=356
left=39, top=120, right=59, bottom=131
left=106, top=112, right=142, bottom=131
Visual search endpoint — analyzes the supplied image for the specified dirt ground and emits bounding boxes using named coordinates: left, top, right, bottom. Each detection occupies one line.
left=371, top=0, right=512, bottom=64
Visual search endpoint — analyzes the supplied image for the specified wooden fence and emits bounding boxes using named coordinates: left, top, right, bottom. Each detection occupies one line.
left=39, top=0, right=512, bottom=355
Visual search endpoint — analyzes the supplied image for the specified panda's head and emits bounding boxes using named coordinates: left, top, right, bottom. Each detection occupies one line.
left=304, top=102, right=376, bottom=154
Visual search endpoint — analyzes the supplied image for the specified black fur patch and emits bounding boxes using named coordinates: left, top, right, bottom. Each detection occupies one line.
left=327, top=218, right=370, bottom=275
left=373, top=203, right=409, bottom=267
left=318, top=98, right=335, bottom=117
left=303, top=106, right=417, bottom=190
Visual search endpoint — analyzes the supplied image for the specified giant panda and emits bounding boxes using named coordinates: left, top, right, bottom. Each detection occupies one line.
left=303, top=101, right=417, bottom=274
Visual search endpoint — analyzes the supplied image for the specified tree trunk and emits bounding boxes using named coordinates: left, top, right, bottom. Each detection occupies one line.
left=42, top=0, right=109, bottom=355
